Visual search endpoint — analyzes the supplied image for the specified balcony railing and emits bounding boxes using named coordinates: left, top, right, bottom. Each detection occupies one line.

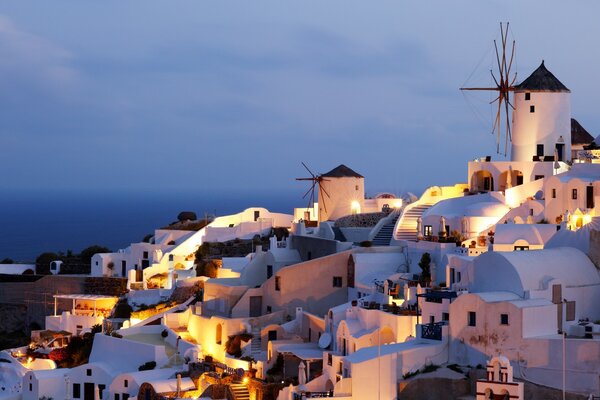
left=421, top=322, right=445, bottom=341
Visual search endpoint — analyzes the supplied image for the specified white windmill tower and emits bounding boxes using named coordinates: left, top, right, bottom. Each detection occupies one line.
left=511, top=61, right=571, bottom=163
left=461, top=23, right=572, bottom=163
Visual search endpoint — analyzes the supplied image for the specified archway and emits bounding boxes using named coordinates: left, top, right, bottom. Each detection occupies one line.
left=325, top=379, right=334, bottom=392
left=216, top=324, right=222, bottom=345
left=471, top=170, right=494, bottom=192
left=378, top=326, right=395, bottom=345
left=499, top=169, right=524, bottom=191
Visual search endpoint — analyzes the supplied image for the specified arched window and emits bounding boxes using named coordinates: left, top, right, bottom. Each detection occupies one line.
left=216, top=324, right=222, bottom=345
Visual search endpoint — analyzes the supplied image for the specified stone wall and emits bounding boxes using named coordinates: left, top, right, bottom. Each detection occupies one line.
left=0, top=275, right=126, bottom=335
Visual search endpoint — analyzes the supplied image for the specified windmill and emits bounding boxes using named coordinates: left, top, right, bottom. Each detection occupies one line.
left=461, top=22, right=517, bottom=156
left=296, top=162, right=331, bottom=222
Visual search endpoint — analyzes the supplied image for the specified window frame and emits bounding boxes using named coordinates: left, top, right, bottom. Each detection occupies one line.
left=468, top=311, right=476, bottom=327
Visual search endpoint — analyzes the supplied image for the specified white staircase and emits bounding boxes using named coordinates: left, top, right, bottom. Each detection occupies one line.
left=394, top=203, right=434, bottom=241
left=371, top=211, right=402, bottom=246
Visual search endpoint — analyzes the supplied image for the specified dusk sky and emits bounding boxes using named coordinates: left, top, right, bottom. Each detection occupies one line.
left=2, top=1, right=600, bottom=198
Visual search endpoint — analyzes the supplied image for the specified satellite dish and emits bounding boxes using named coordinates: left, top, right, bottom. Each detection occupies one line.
left=318, top=333, right=332, bottom=349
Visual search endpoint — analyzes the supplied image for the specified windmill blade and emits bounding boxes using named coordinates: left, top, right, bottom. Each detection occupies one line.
left=317, top=180, right=331, bottom=198
left=302, top=180, right=317, bottom=199
left=489, top=94, right=501, bottom=104
left=505, top=97, right=512, bottom=145
left=490, top=70, right=500, bottom=87
left=493, top=40, right=503, bottom=84
left=507, top=40, right=516, bottom=77
left=301, top=162, right=315, bottom=178
left=318, top=184, right=328, bottom=213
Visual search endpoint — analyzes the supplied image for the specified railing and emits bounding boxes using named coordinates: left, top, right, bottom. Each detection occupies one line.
left=293, top=391, right=333, bottom=399
left=421, top=322, right=445, bottom=341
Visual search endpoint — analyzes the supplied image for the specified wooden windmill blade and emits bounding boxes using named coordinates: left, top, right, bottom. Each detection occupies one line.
left=460, top=22, right=517, bottom=156
left=317, top=178, right=331, bottom=213
left=296, top=162, right=320, bottom=215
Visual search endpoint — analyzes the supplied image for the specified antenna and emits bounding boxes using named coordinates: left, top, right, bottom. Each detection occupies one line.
left=460, top=22, right=517, bottom=156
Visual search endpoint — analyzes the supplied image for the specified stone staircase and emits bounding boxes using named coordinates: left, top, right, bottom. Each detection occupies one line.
left=371, top=211, right=401, bottom=246
left=230, top=382, right=250, bottom=400
left=250, top=329, right=262, bottom=358
left=394, top=203, right=434, bottom=241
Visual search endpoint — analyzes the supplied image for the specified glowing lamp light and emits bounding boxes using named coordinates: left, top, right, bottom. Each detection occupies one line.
left=351, top=201, right=361, bottom=214
left=583, top=214, right=592, bottom=225
left=393, top=200, right=403, bottom=208
left=243, top=377, right=249, bottom=384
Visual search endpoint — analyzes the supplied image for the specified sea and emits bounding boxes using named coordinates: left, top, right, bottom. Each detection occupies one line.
left=0, top=189, right=300, bottom=262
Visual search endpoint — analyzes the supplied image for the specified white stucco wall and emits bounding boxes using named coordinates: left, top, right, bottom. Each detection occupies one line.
left=512, top=91, right=571, bottom=162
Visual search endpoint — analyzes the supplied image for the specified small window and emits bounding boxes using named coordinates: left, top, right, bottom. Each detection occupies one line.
left=514, top=245, right=529, bottom=251
left=115, top=394, right=120, bottom=400
left=534, top=175, right=544, bottom=181
left=424, top=225, right=432, bottom=236
left=73, top=383, right=81, bottom=398
left=442, top=312, right=449, bottom=321
left=536, top=144, right=544, bottom=157
left=355, top=185, right=359, bottom=190
left=266, top=265, right=273, bottom=279
left=530, top=105, right=535, bottom=113
left=552, top=188, right=556, bottom=199
left=124, top=379, right=128, bottom=388
left=525, top=92, right=531, bottom=101
left=266, top=305, right=272, bottom=313
left=572, top=189, right=578, bottom=200
left=29, top=383, right=32, bottom=391
left=328, top=353, right=333, bottom=366
left=468, top=311, right=476, bottom=327
left=332, top=276, right=343, bottom=287
left=86, top=368, right=92, bottom=376
left=500, top=314, right=509, bottom=325
left=98, top=384, right=106, bottom=399
left=275, top=276, right=281, bottom=291
left=566, top=301, right=576, bottom=321
left=143, top=251, right=148, bottom=259
left=429, top=315, right=435, bottom=324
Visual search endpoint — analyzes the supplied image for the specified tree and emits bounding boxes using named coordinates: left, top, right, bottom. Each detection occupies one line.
left=418, top=252, right=432, bottom=287
left=35, top=252, right=61, bottom=275
left=0, top=258, right=14, bottom=264
left=177, top=211, right=197, bottom=221
left=196, top=260, right=219, bottom=278
left=79, top=245, right=111, bottom=265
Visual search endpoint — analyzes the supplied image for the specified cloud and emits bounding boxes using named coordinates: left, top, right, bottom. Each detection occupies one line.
left=0, top=15, right=78, bottom=91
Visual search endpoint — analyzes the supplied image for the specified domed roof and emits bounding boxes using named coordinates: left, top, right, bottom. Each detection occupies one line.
left=514, top=61, right=570, bottom=93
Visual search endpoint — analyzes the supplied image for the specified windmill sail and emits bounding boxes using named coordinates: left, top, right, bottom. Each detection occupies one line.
left=461, top=22, right=517, bottom=156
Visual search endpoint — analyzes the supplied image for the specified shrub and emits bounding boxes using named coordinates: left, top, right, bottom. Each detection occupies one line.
left=178, top=211, right=197, bottom=221
left=48, top=348, right=69, bottom=364
left=35, top=252, right=60, bottom=275
left=113, top=300, right=132, bottom=319
left=138, top=361, right=156, bottom=371
left=0, top=258, right=14, bottom=264
left=418, top=253, right=432, bottom=286
left=80, top=245, right=111, bottom=265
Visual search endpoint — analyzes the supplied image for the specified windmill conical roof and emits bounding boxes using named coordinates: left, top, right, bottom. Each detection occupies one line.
left=514, top=61, right=570, bottom=92
left=571, top=118, right=595, bottom=145
left=321, top=164, right=363, bottom=178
